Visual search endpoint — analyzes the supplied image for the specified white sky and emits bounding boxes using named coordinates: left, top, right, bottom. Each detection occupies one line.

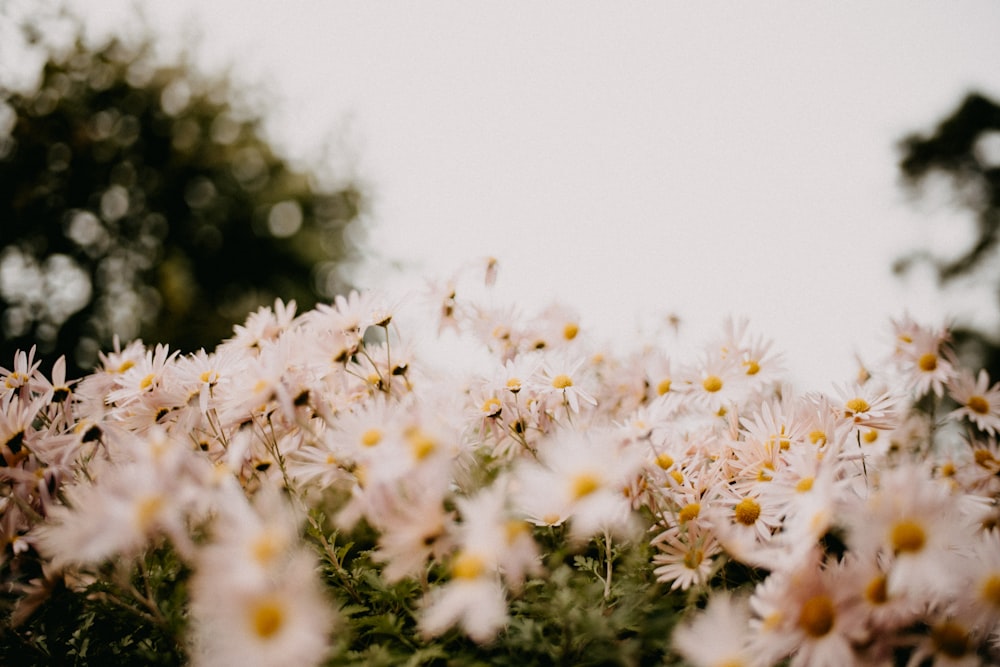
left=70, top=1, right=1000, bottom=389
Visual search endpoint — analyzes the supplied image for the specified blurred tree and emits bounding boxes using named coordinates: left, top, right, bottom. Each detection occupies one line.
left=896, top=91, right=1000, bottom=377
left=0, top=9, right=364, bottom=376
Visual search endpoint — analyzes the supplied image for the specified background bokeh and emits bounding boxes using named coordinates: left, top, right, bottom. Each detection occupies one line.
left=3, top=0, right=1000, bottom=388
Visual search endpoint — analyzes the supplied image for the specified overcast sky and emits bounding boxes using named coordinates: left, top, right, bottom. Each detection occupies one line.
left=70, top=1, right=1000, bottom=388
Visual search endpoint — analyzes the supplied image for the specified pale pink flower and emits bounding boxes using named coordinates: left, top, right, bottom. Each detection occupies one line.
left=948, top=369, right=1000, bottom=436
left=672, top=591, right=760, bottom=667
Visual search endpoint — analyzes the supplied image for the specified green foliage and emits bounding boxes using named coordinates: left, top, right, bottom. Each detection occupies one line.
left=301, top=512, right=694, bottom=667
left=1, top=545, right=189, bottom=666
left=897, top=92, right=1000, bottom=376
left=0, top=10, right=364, bottom=376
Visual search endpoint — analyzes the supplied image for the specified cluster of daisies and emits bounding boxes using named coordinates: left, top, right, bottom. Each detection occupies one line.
left=3, top=258, right=1000, bottom=666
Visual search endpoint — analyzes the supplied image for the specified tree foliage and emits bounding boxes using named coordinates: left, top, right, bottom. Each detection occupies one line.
left=897, top=91, right=1000, bottom=376
left=0, top=12, right=364, bottom=376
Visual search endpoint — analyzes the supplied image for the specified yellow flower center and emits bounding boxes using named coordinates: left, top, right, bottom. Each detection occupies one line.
left=669, top=470, right=684, bottom=485
left=551, top=374, right=573, bottom=389
left=199, top=369, right=218, bottom=384
left=116, top=360, right=135, bottom=373
left=917, top=353, right=938, bottom=372
left=865, top=575, right=888, bottom=605
left=250, top=598, right=286, bottom=639
left=563, top=323, right=579, bottom=340
left=798, top=594, right=836, bottom=638
left=795, top=476, right=815, bottom=493
left=968, top=395, right=990, bottom=415
left=809, top=430, right=827, bottom=446
left=481, top=397, right=502, bottom=417
left=734, top=497, right=761, bottom=526
left=931, top=621, right=970, bottom=659
left=655, top=453, right=674, bottom=469
left=845, top=397, right=870, bottom=414
left=678, top=502, right=701, bottom=524
left=890, top=519, right=926, bottom=554
left=139, top=373, right=156, bottom=390
left=862, top=430, right=879, bottom=444
left=656, top=378, right=672, bottom=395
left=407, top=429, right=436, bottom=460
left=742, top=359, right=761, bottom=376
left=134, top=495, right=163, bottom=532
left=451, top=551, right=486, bottom=580
left=360, top=428, right=382, bottom=447
left=571, top=472, right=601, bottom=500
left=980, top=574, right=1000, bottom=608
left=504, top=520, right=530, bottom=544
left=683, top=548, right=704, bottom=570
left=702, top=375, right=723, bottom=393
left=251, top=531, right=285, bottom=566
left=506, top=377, right=522, bottom=392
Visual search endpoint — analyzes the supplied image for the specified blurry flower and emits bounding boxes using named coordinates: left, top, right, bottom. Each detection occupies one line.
left=948, top=369, right=1000, bottom=435
left=189, top=550, right=333, bottom=667
left=672, top=592, right=759, bottom=667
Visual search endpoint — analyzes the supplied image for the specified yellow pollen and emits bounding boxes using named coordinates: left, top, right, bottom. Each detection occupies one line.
left=702, top=375, right=723, bottom=393
left=250, top=598, right=286, bottom=639
left=742, top=359, right=761, bottom=376
left=506, top=377, right=522, bottom=392
left=253, top=379, right=268, bottom=394
left=798, top=594, right=836, bottom=638
left=890, top=519, right=926, bottom=554
left=563, top=323, right=579, bottom=340
left=845, top=397, right=870, bottom=414
left=367, top=373, right=381, bottom=386
left=408, top=430, right=436, bottom=460
left=360, top=428, right=382, bottom=447
left=504, top=520, right=530, bottom=544
left=199, top=370, right=217, bottom=383
left=551, top=374, right=573, bottom=389
left=762, top=611, right=783, bottom=631
left=683, top=548, right=704, bottom=570
left=325, top=453, right=336, bottom=465
left=139, top=373, right=156, bottom=390
left=918, top=352, right=938, bottom=372
left=116, top=360, right=135, bottom=373
left=571, top=472, right=601, bottom=500
left=134, top=495, right=163, bottom=531
left=863, top=430, right=879, bottom=444
left=865, top=575, right=888, bottom=604
left=756, top=468, right=772, bottom=482
left=809, top=430, right=827, bottom=446
left=669, top=470, right=684, bottom=485
left=656, top=378, right=672, bottom=395
left=734, top=497, right=761, bottom=525
left=931, top=621, right=970, bottom=659
left=980, top=574, right=1000, bottom=608
left=251, top=532, right=284, bottom=566
left=655, top=453, right=674, bottom=469
left=451, top=551, right=486, bottom=580
left=939, top=461, right=956, bottom=477
left=481, top=397, right=502, bottom=417
left=968, top=395, right=990, bottom=415
left=678, top=502, right=701, bottom=524
left=795, top=476, right=815, bottom=493
left=898, top=334, right=913, bottom=344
